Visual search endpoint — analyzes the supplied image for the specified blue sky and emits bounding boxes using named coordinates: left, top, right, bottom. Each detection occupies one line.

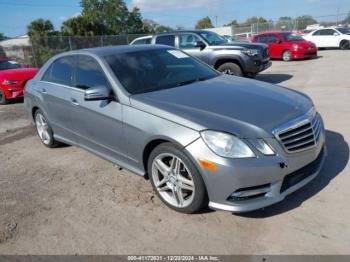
left=0, top=0, right=349, bottom=37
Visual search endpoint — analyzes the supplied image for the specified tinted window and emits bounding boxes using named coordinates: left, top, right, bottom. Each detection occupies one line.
left=336, top=28, right=350, bottom=34
left=0, top=60, right=22, bottom=71
left=266, top=35, right=280, bottom=43
left=280, top=32, right=304, bottom=42
left=179, top=34, right=202, bottom=48
left=50, top=56, right=75, bottom=86
left=155, top=35, right=175, bottom=47
left=42, top=64, right=52, bottom=81
left=314, top=29, right=336, bottom=36
left=75, top=55, right=109, bottom=90
left=132, top=38, right=151, bottom=45
left=255, top=35, right=268, bottom=42
left=198, top=31, right=226, bottom=45
left=105, top=48, right=219, bottom=95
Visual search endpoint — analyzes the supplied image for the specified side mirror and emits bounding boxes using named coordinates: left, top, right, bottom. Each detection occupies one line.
left=84, top=86, right=114, bottom=101
left=334, top=32, right=340, bottom=36
left=195, top=41, right=206, bottom=50
left=276, top=40, right=283, bottom=44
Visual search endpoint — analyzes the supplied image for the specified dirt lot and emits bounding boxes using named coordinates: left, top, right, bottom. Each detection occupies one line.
left=0, top=50, right=349, bottom=255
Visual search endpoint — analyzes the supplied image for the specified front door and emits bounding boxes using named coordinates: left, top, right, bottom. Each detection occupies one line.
left=70, top=55, right=124, bottom=163
left=178, top=33, right=209, bottom=64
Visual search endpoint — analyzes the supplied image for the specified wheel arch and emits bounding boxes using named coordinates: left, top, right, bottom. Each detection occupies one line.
left=142, top=137, right=193, bottom=179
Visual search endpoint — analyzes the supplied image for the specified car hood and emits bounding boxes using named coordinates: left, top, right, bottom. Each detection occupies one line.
left=130, top=75, right=313, bottom=138
left=210, top=42, right=268, bottom=51
left=0, top=68, right=39, bottom=80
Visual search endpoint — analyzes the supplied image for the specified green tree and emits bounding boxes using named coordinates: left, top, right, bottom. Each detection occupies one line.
left=0, top=32, right=7, bottom=41
left=296, top=15, right=317, bottom=30
left=142, top=19, right=158, bottom=33
left=126, top=7, right=144, bottom=33
left=80, top=0, right=143, bottom=34
left=155, top=25, right=174, bottom=33
left=343, top=11, right=350, bottom=24
left=276, top=16, right=293, bottom=30
left=244, top=16, right=268, bottom=25
left=62, top=15, right=106, bottom=36
left=225, top=20, right=238, bottom=27
left=27, top=19, right=54, bottom=39
left=195, top=16, right=214, bottom=29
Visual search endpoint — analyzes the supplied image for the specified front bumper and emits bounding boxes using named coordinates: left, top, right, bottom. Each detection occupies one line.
left=245, top=58, right=272, bottom=75
left=291, top=49, right=317, bottom=60
left=0, top=85, right=24, bottom=99
left=185, top=127, right=326, bottom=213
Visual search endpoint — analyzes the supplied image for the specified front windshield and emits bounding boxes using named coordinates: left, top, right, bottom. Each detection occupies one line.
left=280, top=32, right=305, bottom=42
left=336, top=28, right=350, bottom=34
left=198, top=31, right=227, bottom=45
left=105, top=48, right=219, bottom=95
left=0, top=60, right=22, bottom=71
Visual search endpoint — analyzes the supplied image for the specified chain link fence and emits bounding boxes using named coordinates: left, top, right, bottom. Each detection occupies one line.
left=0, top=34, right=148, bottom=67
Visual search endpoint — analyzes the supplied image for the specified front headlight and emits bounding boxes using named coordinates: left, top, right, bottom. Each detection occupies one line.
left=201, top=130, right=255, bottom=158
left=2, top=80, right=19, bottom=85
left=250, top=139, right=275, bottom=155
left=292, top=44, right=302, bottom=50
left=241, top=48, right=259, bottom=56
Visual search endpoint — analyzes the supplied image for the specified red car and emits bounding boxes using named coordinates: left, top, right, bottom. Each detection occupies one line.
left=252, top=32, right=317, bottom=61
left=0, top=59, right=39, bottom=104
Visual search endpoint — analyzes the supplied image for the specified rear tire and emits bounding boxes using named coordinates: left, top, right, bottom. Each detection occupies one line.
left=34, top=109, right=61, bottom=148
left=148, top=143, right=208, bottom=214
left=217, top=62, right=243, bottom=77
left=340, top=40, right=350, bottom=50
left=282, top=50, right=292, bottom=61
left=0, top=89, right=8, bottom=105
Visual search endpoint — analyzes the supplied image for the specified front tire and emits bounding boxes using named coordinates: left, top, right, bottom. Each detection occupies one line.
left=282, top=50, right=292, bottom=61
left=148, top=143, right=208, bottom=214
left=34, top=109, right=61, bottom=148
left=217, top=62, right=243, bottom=77
left=340, top=40, right=350, bottom=50
left=0, top=89, right=8, bottom=105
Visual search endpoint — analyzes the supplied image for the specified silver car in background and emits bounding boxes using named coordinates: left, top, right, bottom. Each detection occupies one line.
left=25, top=45, right=326, bottom=213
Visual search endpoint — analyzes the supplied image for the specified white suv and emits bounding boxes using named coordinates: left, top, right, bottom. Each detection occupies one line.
left=303, top=27, right=350, bottom=49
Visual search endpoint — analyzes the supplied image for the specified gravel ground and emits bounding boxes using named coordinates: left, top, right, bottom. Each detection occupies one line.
left=0, top=50, right=349, bottom=255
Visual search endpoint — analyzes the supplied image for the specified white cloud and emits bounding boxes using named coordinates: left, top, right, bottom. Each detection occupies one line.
left=131, top=0, right=221, bottom=11
left=59, top=16, right=67, bottom=21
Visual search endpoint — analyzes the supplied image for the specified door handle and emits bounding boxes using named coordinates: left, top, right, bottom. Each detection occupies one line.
left=40, top=88, right=47, bottom=93
left=70, top=98, right=79, bottom=106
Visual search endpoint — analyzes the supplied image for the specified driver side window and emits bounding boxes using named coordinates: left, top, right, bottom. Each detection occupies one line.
left=75, top=55, right=110, bottom=90
left=179, top=34, right=201, bottom=49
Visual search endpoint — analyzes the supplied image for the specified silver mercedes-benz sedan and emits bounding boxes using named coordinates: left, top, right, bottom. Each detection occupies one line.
left=24, top=45, right=326, bottom=214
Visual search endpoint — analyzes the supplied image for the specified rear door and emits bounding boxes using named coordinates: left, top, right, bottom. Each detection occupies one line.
left=40, top=56, right=79, bottom=142
left=69, top=55, right=124, bottom=162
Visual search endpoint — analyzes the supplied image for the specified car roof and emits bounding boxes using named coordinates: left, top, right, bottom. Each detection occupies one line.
left=255, top=31, right=292, bottom=35
left=59, top=44, right=171, bottom=58
left=155, top=30, right=214, bottom=35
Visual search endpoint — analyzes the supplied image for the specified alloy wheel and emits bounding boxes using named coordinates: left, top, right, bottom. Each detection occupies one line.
left=35, top=113, right=51, bottom=145
left=151, top=153, right=195, bottom=208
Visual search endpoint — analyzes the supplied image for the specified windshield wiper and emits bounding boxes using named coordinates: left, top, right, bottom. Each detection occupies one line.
left=176, top=76, right=210, bottom=87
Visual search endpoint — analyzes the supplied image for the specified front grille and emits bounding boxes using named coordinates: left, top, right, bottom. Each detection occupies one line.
left=280, top=147, right=324, bottom=193
left=276, top=114, right=322, bottom=153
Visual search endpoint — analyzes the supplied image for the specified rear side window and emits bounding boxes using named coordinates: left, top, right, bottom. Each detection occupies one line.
left=75, top=55, right=110, bottom=90
left=50, top=56, right=75, bottom=86
left=155, top=35, right=175, bottom=47
left=133, top=38, right=151, bottom=45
